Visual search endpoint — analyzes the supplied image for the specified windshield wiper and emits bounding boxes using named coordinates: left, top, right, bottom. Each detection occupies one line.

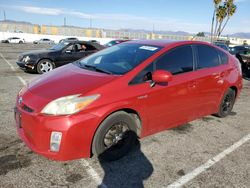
left=82, top=64, right=113, bottom=75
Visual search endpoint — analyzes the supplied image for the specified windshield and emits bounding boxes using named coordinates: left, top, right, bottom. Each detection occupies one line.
left=78, top=43, right=162, bottom=75
left=50, top=42, right=69, bottom=50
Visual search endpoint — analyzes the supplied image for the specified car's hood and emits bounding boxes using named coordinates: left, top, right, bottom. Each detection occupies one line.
left=27, top=63, right=117, bottom=101
left=22, top=49, right=56, bottom=56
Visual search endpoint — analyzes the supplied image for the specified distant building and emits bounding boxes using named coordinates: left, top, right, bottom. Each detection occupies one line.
left=0, top=20, right=248, bottom=44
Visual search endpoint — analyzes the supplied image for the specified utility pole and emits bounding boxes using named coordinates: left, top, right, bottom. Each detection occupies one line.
left=4, top=10, right=6, bottom=21
left=64, top=17, right=66, bottom=26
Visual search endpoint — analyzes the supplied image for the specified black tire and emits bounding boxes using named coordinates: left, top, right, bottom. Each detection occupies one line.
left=19, top=41, right=23, bottom=44
left=215, top=88, right=236, bottom=118
left=92, top=111, right=138, bottom=161
left=36, top=59, right=55, bottom=74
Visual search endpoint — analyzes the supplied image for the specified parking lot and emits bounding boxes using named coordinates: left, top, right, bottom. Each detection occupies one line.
left=0, top=43, right=249, bottom=188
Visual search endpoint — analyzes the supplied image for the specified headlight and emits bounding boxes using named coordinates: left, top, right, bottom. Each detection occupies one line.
left=24, top=56, right=30, bottom=63
left=41, top=94, right=100, bottom=115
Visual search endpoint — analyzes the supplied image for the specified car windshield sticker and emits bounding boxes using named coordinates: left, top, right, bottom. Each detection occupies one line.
left=139, top=46, right=158, bottom=51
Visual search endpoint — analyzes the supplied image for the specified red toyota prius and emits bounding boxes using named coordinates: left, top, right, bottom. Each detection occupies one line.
left=15, top=40, right=242, bottom=161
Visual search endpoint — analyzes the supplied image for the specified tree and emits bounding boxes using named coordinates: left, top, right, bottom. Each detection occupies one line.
left=211, top=0, right=222, bottom=42
left=211, top=0, right=237, bottom=42
left=196, top=32, right=205, bottom=37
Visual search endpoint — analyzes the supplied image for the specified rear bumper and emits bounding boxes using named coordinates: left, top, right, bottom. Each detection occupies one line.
left=15, top=104, right=100, bottom=161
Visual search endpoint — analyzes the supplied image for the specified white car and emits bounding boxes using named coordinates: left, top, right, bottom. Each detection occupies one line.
left=2, top=37, right=25, bottom=44
left=33, top=38, right=54, bottom=44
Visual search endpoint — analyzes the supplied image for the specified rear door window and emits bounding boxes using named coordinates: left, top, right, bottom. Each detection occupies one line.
left=155, top=45, right=194, bottom=75
left=196, top=45, right=220, bottom=69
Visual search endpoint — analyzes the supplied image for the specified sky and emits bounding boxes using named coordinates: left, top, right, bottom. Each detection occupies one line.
left=0, top=0, right=249, bottom=34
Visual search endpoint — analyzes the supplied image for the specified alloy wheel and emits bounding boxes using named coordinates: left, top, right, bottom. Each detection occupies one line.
left=222, top=93, right=234, bottom=113
left=39, top=61, right=53, bottom=73
left=104, top=122, right=129, bottom=149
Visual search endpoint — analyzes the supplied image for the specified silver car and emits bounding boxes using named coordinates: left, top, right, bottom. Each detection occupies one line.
left=33, top=38, right=54, bottom=44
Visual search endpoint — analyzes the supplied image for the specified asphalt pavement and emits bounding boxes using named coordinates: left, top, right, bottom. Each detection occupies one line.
left=0, top=43, right=249, bottom=188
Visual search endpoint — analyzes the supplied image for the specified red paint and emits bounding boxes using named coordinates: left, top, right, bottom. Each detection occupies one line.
left=152, top=70, right=173, bottom=83
left=15, top=40, right=242, bottom=161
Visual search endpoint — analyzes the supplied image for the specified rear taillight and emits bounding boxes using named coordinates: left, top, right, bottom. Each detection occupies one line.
left=235, top=59, right=242, bottom=75
left=231, top=56, right=242, bottom=75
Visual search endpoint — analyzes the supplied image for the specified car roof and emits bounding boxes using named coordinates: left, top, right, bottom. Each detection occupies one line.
left=126, top=39, right=210, bottom=47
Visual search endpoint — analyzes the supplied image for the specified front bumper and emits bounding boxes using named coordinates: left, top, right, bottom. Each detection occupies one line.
left=15, top=103, right=100, bottom=161
left=16, top=61, right=36, bottom=71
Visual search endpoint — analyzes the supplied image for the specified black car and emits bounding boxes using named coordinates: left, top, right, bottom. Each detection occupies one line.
left=230, top=46, right=250, bottom=79
left=16, top=41, right=104, bottom=74
left=229, top=45, right=250, bottom=55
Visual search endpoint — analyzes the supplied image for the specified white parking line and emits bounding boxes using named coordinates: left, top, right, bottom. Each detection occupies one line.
left=16, top=76, right=27, bottom=86
left=0, top=53, right=16, bottom=71
left=81, top=159, right=107, bottom=187
left=166, top=133, right=250, bottom=188
left=0, top=52, right=27, bottom=85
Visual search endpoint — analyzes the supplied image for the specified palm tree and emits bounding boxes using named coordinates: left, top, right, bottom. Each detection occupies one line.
left=211, top=0, right=237, bottom=42
left=218, top=0, right=237, bottom=37
left=215, top=4, right=227, bottom=38
left=211, top=0, right=222, bottom=42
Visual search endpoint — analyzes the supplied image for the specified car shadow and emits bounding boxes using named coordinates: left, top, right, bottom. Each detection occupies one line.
left=97, top=134, right=153, bottom=188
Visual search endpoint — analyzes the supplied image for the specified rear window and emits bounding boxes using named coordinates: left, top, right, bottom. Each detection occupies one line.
left=217, top=49, right=228, bottom=64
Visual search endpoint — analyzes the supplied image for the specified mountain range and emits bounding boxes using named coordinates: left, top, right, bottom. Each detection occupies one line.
left=1, top=20, right=250, bottom=39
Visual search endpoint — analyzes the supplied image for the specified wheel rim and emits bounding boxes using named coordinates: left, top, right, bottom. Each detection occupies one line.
left=222, top=93, right=234, bottom=113
left=39, top=61, right=53, bottom=73
left=104, top=122, right=129, bottom=149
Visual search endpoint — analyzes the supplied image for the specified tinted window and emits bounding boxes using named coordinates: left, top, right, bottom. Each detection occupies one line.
left=50, top=42, right=69, bottom=50
left=154, top=45, right=194, bottom=75
left=130, top=63, right=154, bottom=84
left=196, top=45, right=220, bottom=69
left=217, top=50, right=228, bottom=64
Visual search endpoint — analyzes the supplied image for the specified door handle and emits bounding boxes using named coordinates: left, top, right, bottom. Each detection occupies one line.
left=220, top=72, right=226, bottom=77
left=188, top=81, right=197, bottom=88
left=212, top=72, right=225, bottom=77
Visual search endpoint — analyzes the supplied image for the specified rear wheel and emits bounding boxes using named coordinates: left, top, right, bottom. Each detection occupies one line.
left=215, top=88, right=236, bottom=118
left=37, top=59, right=55, bottom=74
left=19, top=41, right=23, bottom=44
left=92, top=111, right=137, bottom=161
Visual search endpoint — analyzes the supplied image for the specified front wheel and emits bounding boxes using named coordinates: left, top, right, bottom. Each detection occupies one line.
left=215, top=88, right=236, bottom=118
left=92, top=111, right=138, bottom=161
left=37, top=59, right=55, bottom=74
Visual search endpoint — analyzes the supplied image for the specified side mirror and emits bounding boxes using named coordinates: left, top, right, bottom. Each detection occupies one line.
left=152, top=70, right=173, bottom=84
